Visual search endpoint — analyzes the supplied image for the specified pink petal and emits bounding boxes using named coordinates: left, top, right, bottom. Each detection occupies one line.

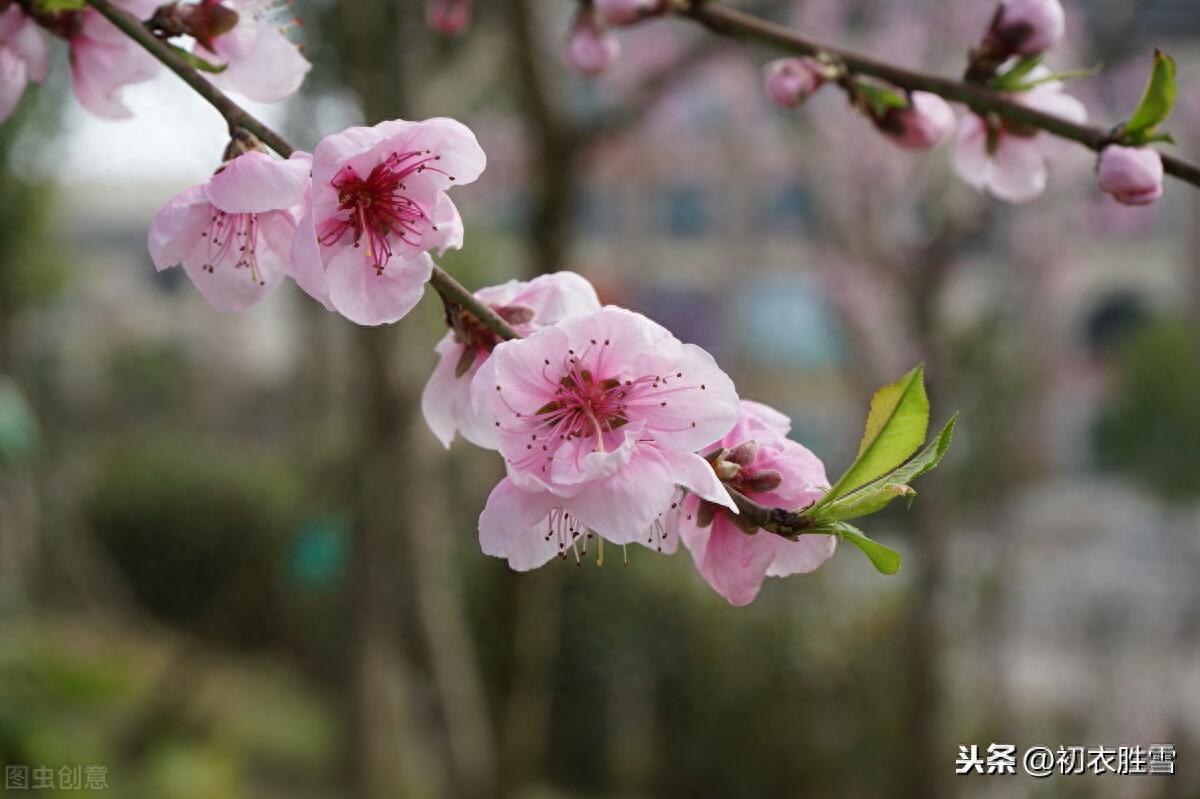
left=0, top=48, right=27, bottom=123
left=506, top=271, right=602, bottom=323
left=659, top=449, right=735, bottom=511
left=0, top=6, right=48, bottom=83
left=148, top=185, right=209, bottom=271
left=421, top=342, right=493, bottom=449
left=989, top=137, right=1048, bottom=203
left=564, top=446, right=687, bottom=545
left=324, top=246, right=433, bottom=326
left=179, top=211, right=291, bottom=311
left=205, top=151, right=311, bottom=213
left=209, top=23, right=311, bottom=103
left=478, top=478, right=561, bottom=570
left=951, top=114, right=992, bottom=191
left=70, top=11, right=160, bottom=119
left=372, top=116, right=487, bottom=189
left=764, top=534, right=836, bottom=577
left=288, top=208, right=335, bottom=311
left=692, top=517, right=778, bottom=606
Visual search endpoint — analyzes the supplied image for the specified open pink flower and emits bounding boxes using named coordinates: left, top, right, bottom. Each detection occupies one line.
left=178, top=0, right=311, bottom=103
left=0, top=5, right=48, bottom=123
left=421, top=271, right=601, bottom=449
left=1097, top=145, right=1163, bottom=206
left=69, top=0, right=161, bottom=119
left=149, top=150, right=311, bottom=311
left=290, top=118, right=486, bottom=326
left=678, top=400, right=834, bottom=606
left=473, top=307, right=740, bottom=568
left=951, top=76, right=1085, bottom=203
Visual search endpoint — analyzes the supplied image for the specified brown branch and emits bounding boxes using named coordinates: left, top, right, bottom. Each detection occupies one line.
left=678, top=1, right=1200, bottom=188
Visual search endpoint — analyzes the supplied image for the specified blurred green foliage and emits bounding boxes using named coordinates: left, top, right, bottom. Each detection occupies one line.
left=1094, top=317, right=1200, bottom=503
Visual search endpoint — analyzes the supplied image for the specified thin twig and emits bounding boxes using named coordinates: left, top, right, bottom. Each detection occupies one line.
left=679, top=2, right=1200, bottom=188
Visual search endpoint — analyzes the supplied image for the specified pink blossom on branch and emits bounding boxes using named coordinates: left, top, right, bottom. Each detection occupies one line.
left=951, top=76, right=1086, bottom=203
left=290, top=117, right=486, bottom=326
left=148, top=150, right=312, bottom=311
left=564, top=8, right=620, bottom=76
left=874, top=91, right=956, bottom=150
left=177, top=0, right=312, bottom=104
left=473, top=307, right=740, bottom=568
left=421, top=271, right=602, bottom=449
left=1097, top=145, right=1163, bottom=206
left=69, top=0, right=161, bottom=119
left=426, top=0, right=470, bottom=36
left=762, top=57, right=824, bottom=109
left=985, top=0, right=1065, bottom=58
left=0, top=4, right=48, bottom=123
left=678, top=400, right=834, bottom=606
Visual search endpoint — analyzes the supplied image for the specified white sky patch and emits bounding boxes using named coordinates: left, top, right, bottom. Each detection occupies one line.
left=46, top=70, right=291, bottom=186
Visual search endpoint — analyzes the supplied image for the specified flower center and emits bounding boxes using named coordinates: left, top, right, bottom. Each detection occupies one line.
left=318, top=150, right=448, bottom=274
left=199, top=209, right=265, bottom=285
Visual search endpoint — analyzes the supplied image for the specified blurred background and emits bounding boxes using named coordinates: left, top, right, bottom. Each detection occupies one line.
left=2, top=0, right=1200, bottom=797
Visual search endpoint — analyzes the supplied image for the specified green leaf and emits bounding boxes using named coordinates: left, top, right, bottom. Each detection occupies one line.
left=815, top=415, right=957, bottom=522
left=856, top=83, right=908, bottom=119
left=816, top=522, right=901, bottom=575
left=33, top=0, right=87, bottom=10
left=1126, top=50, right=1177, bottom=138
left=988, top=54, right=1044, bottom=91
left=810, top=365, right=929, bottom=513
left=169, top=45, right=229, bottom=75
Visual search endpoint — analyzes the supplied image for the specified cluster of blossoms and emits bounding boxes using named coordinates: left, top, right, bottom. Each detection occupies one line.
left=424, top=272, right=837, bottom=604
left=0, top=0, right=310, bottom=123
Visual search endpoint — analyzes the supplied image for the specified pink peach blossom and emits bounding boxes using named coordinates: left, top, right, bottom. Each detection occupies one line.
left=988, top=0, right=1065, bottom=57
left=473, top=307, right=740, bottom=568
left=421, top=271, right=601, bottom=449
left=179, top=0, right=312, bottom=104
left=290, top=118, right=486, bottom=326
left=426, top=0, right=470, bottom=36
left=876, top=91, right=956, bottom=150
left=564, top=9, right=620, bottom=76
left=0, top=5, right=48, bottom=123
left=149, top=151, right=311, bottom=311
left=1097, top=145, right=1163, bottom=206
left=678, top=400, right=834, bottom=606
left=69, top=0, right=161, bottom=119
left=952, top=76, right=1086, bottom=203
left=762, top=58, right=824, bottom=109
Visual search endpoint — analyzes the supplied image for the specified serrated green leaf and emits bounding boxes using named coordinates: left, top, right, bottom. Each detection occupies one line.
left=816, top=415, right=957, bottom=523
left=810, top=365, right=929, bottom=513
left=1126, top=50, right=1176, bottom=138
left=170, top=45, right=229, bottom=75
left=816, top=522, right=901, bottom=574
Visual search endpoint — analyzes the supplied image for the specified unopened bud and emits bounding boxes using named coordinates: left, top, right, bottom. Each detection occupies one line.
left=426, top=0, right=470, bottom=36
left=1097, top=145, right=1163, bottom=206
left=594, top=0, right=666, bottom=27
left=875, top=91, right=956, bottom=150
left=762, top=58, right=825, bottom=109
left=564, top=10, right=620, bottom=76
left=989, top=0, right=1065, bottom=57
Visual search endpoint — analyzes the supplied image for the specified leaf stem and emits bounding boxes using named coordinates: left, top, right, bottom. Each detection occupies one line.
left=679, top=2, right=1200, bottom=188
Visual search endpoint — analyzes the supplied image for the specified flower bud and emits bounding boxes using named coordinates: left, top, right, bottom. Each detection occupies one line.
left=762, top=58, right=824, bottom=109
left=990, top=0, right=1065, bottom=56
left=426, top=0, right=470, bottom=36
left=875, top=91, right=956, bottom=150
left=594, top=0, right=666, bottom=27
left=564, top=10, right=620, bottom=76
left=1097, top=145, right=1163, bottom=206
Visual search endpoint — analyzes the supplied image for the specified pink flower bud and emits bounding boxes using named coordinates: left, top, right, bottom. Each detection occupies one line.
left=876, top=91, right=956, bottom=150
left=564, top=11, right=620, bottom=76
left=426, top=0, right=470, bottom=36
left=594, top=0, right=665, bottom=27
left=762, top=58, right=824, bottom=109
left=991, top=0, right=1065, bottom=56
left=1097, top=145, right=1163, bottom=206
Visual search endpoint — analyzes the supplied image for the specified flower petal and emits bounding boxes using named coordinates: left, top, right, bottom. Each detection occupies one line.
left=324, top=246, right=432, bottom=326
left=205, top=151, right=311, bottom=213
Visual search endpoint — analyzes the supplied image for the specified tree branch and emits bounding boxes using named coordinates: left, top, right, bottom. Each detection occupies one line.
left=678, top=1, right=1200, bottom=188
